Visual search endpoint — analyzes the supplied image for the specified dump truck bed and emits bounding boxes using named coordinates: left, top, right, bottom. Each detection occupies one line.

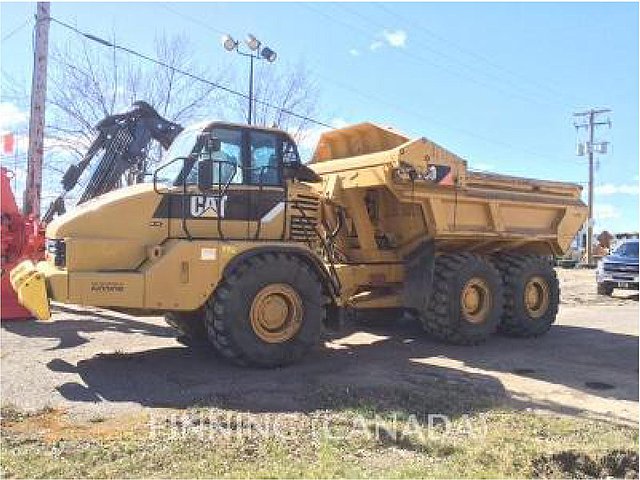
left=309, top=123, right=587, bottom=257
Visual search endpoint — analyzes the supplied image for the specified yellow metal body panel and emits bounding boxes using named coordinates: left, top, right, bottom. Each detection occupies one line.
left=142, top=240, right=222, bottom=310
left=310, top=123, right=588, bottom=259
left=68, top=272, right=144, bottom=308
left=9, top=260, right=51, bottom=320
left=334, top=263, right=404, bottom=299
left=66, top=238, right=146, bottom=271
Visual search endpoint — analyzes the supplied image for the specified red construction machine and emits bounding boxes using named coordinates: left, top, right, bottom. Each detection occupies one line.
left=1, top=167, right=45, bottom=319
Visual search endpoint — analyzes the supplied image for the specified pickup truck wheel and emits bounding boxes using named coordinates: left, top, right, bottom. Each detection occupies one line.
left=493, top=254, right=560, bottom=337
left=165, top=309, right=207, bottom=342
left=421, top=253, right=503, bottom=345
left=597, top=283, right=614, bottom=296
left=205, top=252, right=326, bottom=368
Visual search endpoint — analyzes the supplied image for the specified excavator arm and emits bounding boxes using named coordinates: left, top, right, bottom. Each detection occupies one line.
left=43, top=101, right=183, bottom=222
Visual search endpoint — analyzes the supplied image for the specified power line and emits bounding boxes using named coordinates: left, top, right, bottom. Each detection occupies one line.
left=2, top=17, right=32, bottom=42
left=312, top=70, right=582, bottom=166
left=158, top=4, right=227, bottom=36
left=48, top=12, right=582, bottom=169
left=155, top=3, right=582, bottom=166
left=48, top=16, right=335, bottom=129
left=303, top=3, right=565, bottom=110
left=298, top=4, right=583, bottom=165
left=372, top=3, right=582, bottom=107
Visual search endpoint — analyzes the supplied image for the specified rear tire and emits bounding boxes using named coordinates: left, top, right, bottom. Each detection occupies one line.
left=205, top=252, right=327, bottom=368
left=493, top=254, right=560, bottom=337
left=421, top=253, right=503, bottom=345
left=165, top=309, right=207, bottom=342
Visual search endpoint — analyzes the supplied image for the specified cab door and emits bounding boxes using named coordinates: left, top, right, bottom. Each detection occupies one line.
left=163, top=127, right=287, bottom=241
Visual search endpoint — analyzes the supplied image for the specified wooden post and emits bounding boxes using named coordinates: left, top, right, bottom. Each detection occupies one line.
left=24, top=2, right=50, bottom=217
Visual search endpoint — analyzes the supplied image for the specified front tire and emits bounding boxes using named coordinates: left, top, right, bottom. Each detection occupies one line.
left=597, top=282, right=614, bottom=296
left=421, top=253, right=503, bottom=345
left=206, top=252, right=327, bottom=368
left=494, top=254, right=560, bottom=337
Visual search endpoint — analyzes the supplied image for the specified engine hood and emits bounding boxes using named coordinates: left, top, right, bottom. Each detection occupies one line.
left=603, top=254, right=639, bottom=266
left=46, top=183, right=163, bottom=240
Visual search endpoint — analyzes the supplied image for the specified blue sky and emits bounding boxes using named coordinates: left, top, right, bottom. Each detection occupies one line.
left=1, top=1, right=638, bottom=232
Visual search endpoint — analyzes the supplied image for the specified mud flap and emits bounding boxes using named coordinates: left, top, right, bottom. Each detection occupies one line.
left=402, top=241, right=435, bottom=312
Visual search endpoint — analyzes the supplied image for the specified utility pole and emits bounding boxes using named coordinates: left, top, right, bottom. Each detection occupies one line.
left=24, top=2, right=51, bottom=217
left=574, top=108, right=611, bottom=266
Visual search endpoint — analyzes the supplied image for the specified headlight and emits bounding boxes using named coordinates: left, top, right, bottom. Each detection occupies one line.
left=46, top=238, right=66, bottom=267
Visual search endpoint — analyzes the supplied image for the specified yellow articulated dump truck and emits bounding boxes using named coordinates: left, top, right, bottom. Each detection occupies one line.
left=11, top=121, right=587, bottom=367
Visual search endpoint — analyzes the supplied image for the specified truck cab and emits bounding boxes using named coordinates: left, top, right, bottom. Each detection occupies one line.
left=596, top=239, right=639, bottom=295
left=153, top=121, right=321, bottom=241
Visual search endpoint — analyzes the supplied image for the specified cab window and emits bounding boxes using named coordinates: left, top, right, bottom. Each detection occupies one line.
left=282, top=138, right=300, bottom=165
left=249, top=131, right=281, bottom=185
left=186, top=128, right=243, bottom=185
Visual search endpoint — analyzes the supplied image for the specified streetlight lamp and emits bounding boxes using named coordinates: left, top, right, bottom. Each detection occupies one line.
left=221, top=33, right=277, bottom=125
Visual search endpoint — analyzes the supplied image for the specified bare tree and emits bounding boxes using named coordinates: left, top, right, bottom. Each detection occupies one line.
left=47, top=36, right=322, bottom=165
left=230, top=60, right=322, bottom=145
left=29, top=31, right=323, bottom=203
left=46, top=32, right=230, bottom=168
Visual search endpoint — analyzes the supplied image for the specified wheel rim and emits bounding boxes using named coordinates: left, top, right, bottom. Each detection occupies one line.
left=250, top=284, right=303, bottom=343
left=460, top=277, right=492, bottom=324
left=524, top=276, right=550, bottom=319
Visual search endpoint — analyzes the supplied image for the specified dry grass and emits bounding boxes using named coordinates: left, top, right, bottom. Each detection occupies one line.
left=2, top=388, right=637, bottom=479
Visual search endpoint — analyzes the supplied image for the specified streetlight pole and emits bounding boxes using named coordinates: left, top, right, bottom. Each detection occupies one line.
left=247, top=52, right=254, bottom=124
left=221, top=34, right=277, bottom=126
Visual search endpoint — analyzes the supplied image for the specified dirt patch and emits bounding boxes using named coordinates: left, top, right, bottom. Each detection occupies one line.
left=1, top=405, right=147, bottom=444
left=557, top=267, right=639, bottom=306
left=532, top=449, right=639, bottom=478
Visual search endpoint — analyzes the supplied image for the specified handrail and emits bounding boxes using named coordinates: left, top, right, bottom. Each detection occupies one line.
left=153, top=157, right=238, bottom=240
left=214, top=160, right=239, bottom=240
left=153, top=156, right=189, bottom=194
left=248, top=165, right=282, bottom=240
left=292, top=200, right=341, bottom=294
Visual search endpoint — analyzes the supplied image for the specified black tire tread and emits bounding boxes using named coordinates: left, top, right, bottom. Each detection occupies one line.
left=422, top=252, right=503, bottom=345
left=493, top=253, right=560, bottom=337
left=206, top=252, right=327, bottom=367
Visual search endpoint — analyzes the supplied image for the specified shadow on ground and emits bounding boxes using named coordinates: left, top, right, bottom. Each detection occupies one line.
left=5, top=307, right=629, bottom=421
left=2, top=306, right=175, bottom=350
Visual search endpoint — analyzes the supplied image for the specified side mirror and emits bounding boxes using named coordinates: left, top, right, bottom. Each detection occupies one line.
left=198, top=132, right=221, bottom=154
left=197, top=159, right=214, bottom=191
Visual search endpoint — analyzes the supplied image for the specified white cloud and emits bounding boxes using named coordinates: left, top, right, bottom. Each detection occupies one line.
left=368, top=29, right=408, bottom=53
left=595, top=183, right=639, bottom=196
left=594, top=203, right=621, bottom=220
left=348, top=49, right=360, bottom=57
left=382, top=29, right=407, bottom=48
left=0, top=102, right=28, bottom=132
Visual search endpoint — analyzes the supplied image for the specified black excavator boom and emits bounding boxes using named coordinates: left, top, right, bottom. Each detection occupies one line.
left=43, top=101, right=183, bottom=222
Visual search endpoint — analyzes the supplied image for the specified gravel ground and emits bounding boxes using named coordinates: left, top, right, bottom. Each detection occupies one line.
left=1, top=268, right=637, bottom=425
